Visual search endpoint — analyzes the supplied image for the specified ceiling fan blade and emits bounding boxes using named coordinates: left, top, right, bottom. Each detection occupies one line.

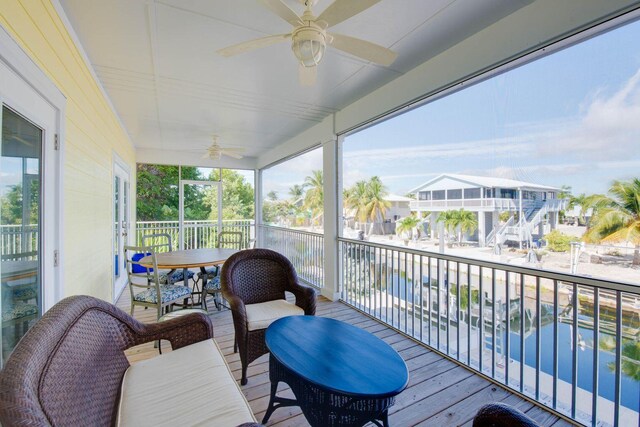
left=223, top=151, right=244, bottom=159
left=317, top=0, right=381, bottom=28
left=257, top=0, right=303, bottom=26
left=217, top=34, right=290, bottom=57
left=329, top=33, right=397, bottom=66
left=299, top=64, right=317, bottom=86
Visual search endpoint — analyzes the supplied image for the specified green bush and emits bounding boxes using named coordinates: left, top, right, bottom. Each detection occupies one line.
left=544, top=230, right=575, bottom=252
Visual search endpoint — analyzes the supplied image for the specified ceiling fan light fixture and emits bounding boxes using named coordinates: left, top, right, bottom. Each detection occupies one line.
left=291, top=27, right=326, bottom=67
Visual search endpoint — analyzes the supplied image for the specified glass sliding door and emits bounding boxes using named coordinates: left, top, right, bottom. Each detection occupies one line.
left=0, top=106, right=42, bottom=362
left=113, top=162, right=130, bottom=299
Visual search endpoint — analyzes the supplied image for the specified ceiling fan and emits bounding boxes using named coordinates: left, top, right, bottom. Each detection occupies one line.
left=201, top=136, right=245, bottom=160
left=217, top=0, right=397, bottom=85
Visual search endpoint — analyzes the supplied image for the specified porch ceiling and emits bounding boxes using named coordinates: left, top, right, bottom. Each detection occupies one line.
left=58, top=0, right=533, bottom=164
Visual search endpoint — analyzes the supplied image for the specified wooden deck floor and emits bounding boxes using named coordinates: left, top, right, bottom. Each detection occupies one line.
left=117, top=291, right=571, bottom=427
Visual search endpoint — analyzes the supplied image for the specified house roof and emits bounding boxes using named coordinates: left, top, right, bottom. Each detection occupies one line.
left=386, top=193, right=413, bottom=202
left=409, top=174, right=560, bottom=193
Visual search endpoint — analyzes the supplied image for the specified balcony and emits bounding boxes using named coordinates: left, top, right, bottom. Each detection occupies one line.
left=118, top=283, right=571, bottom=426
left=126, top=223, right=639, bottom=426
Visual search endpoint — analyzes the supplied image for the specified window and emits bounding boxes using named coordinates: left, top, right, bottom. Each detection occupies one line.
left=431, top=190, right=445, bottom=200
left=418, top=191, right=430, bottom=200
left=464, top=188, right=481, bottom=199
left=447, top=189, right=462, bottom=199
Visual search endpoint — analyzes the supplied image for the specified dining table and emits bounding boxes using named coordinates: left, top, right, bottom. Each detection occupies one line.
left=139, top=247, right=238, bottom=308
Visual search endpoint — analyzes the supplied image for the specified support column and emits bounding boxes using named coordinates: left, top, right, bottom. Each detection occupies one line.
left=322, top=135, right=341, bottom=301
left=478, top=211, right=486, bottom=247
left=255, top=168, right=263, bottom=247
left=430, top=212, right=439, bottom=239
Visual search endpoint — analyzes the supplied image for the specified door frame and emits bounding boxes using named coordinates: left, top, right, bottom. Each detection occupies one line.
left=0, top=26, right=66, bottom=311
left=179, top=179, right=221, bottom=250
left=112, top=154, right=131, bottom=302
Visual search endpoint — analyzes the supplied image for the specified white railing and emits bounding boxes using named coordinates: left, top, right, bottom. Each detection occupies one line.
left=339, top=238, right=640, bottom=427
left=1, top=224, right=38, bottom=260
left=410, top=198, right=519, bottom=211
left=136, top=220, right=255, bottom=251
left=258, top=225, right=324, bottom=288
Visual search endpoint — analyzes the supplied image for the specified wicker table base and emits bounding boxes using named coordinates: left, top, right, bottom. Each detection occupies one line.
left=263, top=355, right=395, bottom=427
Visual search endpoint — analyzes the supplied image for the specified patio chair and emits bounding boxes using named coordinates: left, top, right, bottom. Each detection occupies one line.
left=141, top=233, right=195, bottom=286
left=221, top=248, right=316, bottom=385
left=200, top=231, right=246, bottom=311
left=125, top=245, right=193, bottom=319
left=472, top=403, right=539, bottom=426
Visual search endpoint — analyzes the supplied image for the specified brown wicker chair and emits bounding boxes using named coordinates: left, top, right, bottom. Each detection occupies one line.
left=0, top=295, right=258, bottom=426
left=472, top=403, right=540, bottom=426
left=221, top=248, right=316, bottom=385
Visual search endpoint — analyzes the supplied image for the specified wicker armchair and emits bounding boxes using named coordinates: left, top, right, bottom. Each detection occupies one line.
left=472, top=403, right=540, bottom=426
left=0, top=295, right=213, bottom=426
left=221, top=248, right=316, bottom=385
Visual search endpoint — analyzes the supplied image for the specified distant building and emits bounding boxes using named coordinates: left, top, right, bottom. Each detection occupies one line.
left=344, top=193, right=412, bottom=235
left=409, top=174, right=567, bottom=247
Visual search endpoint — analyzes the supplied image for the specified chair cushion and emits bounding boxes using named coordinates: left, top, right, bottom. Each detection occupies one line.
left=133, top=285, right=191, bottom=304
left=245, top=300, right=305, bottom=331
left=158, top=270, right=195, bottom=285
left=2, top=301, right=38, bottom=322
left=203, top=276, right=221, bottom=291
left=117, top=339, right=256, bottom=427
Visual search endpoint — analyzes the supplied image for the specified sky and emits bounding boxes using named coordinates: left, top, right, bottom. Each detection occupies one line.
left=263, top=18, right=640, bottom=199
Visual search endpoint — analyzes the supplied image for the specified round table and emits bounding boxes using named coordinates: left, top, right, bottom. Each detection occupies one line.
left=139, top=248, right=238, bottom=310
left=263, top=316, right=408, bottom=427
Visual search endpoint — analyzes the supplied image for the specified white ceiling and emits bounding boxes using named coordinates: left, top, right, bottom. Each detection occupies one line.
left=58, top=0, right=534, bottom=161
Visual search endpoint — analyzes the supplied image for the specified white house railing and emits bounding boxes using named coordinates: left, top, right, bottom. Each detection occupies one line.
left=258, top=225, right=324, bottom=289
left=338, top=237, right=640, bottom=427
left=136, top=220, right=255, bottom=251
left=1, top=224, right=38, bottom=260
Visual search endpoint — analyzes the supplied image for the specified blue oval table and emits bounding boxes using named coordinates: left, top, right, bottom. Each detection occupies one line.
left=263, top=316, right=409, bottom=427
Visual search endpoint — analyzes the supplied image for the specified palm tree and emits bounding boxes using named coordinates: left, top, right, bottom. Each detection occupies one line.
left=437, top=209, right=478, bottom=244
left=288, top=184, right=304, bottom=201
left=364, top=176, right=390, bottom=235
left=266, top=190, right=278, bottom=201
left=303, top=170, right=323, bottom=226
left=396, top=215, right=421, bottom=244
left=569, top=193, right=601, bottom=226
left=584, top=178, right=640, bottom=265
left=456, top=209, right=478, bottom=243
left=344, top=180, right=369, bottom=223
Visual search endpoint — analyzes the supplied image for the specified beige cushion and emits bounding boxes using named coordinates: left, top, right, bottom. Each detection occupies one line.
left=117, top=339, right=256, bottom=427
left=245, top=299, right=305, bottom=331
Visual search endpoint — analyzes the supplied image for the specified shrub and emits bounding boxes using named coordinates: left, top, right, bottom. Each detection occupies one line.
left=544, top=230, right=575, bottom=252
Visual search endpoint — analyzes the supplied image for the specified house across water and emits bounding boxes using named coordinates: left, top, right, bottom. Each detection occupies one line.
left=409, top=174, right=567, bottom=247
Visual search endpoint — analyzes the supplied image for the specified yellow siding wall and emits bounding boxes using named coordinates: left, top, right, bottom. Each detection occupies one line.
left=0, top=0, right=135, bottom=302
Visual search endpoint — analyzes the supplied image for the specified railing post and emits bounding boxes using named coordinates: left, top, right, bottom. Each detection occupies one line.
left=255, top=168, right=263, bottom=247
left=322, top=134, right=340, bottom=301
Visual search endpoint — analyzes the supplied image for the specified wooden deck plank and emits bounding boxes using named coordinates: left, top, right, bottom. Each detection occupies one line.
left=116, top=289, right=562, bottom=426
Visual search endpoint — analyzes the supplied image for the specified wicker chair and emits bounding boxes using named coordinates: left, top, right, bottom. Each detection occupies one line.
left=0, top=295, right=214, bottom=426
left=472, top=403, right=540, bottom=426
left=221, top=248, right=316, bottom=385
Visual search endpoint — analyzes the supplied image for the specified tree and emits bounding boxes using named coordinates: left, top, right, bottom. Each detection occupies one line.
left=288, top=184, right=304, bottom=201
left=437, top=209, right=478, bottom=243
left=266, top=190, right=279, bottom=201
left=204, top=169, right=254, bottom=220
left=136, top=164, right=209, bottom=221
left=584, top=178, right=640, bottom=265
left=364, top=176, right=391, bottom=236
left=0, top=182, right=39, bottom=225
left=396, top=215, right=421, bottom=244
left=303, top=170, right=323, bottom=226
left=344, top=180, right=369, bottom=223
left=569, top=193, right=601, bottom=226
